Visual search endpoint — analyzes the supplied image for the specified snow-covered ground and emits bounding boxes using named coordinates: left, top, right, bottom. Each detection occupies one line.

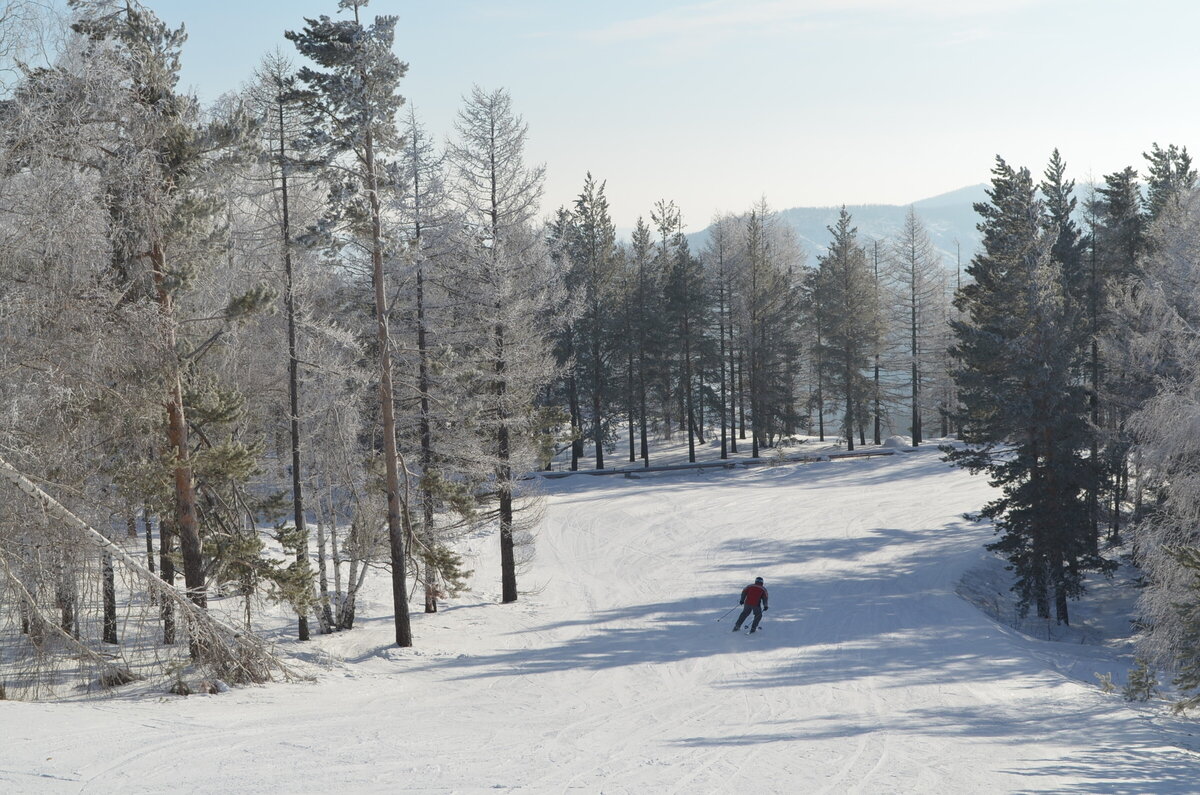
left=7, top=445, right=1200, bottom=792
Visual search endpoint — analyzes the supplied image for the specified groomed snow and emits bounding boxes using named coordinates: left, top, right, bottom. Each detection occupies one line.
left=6, top=446, right=1200, bottom=792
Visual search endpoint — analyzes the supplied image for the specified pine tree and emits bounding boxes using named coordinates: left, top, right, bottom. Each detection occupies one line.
left=563, top=174, right=620, bottom=469
left=286, top=0, right=413, bottom=646
left=71, top=0, right=261, bottom=617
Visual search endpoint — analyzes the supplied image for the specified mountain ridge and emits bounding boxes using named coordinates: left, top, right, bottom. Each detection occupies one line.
left=685, top=184, right=988, bottom=267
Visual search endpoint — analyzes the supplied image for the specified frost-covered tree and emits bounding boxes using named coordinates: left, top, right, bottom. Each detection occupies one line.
left=1144, top=143, right=1196, bottom=225
left=67, top=0, right=267, bottom=617
left=811, top=208, right=878, bottom=450
left=446, top=86, right=560, bottom=603
left=560, top=173, right=620, bottom=469
left=286, top=0, right=413, bottom=646
left=701, top=213, right=742, bottom=459
left=1118, top=186, right=1200, bottom=701
left=627, top=217, right=658, bottom=465
left=392, top=107, right=478, bottom=613
left=889, top=208, right=946, bottom=446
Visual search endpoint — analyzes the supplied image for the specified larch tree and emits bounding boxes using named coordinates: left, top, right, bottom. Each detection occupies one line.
left=701, top=213, right=742, bottom=459
left=811, top=207, right=878, bottom=451
left=399, top=106, right=446, bottom=612
left=243, top=52, right=327, bottom=640
left=446, top=85, right=560, bottom=603
left=628, top=217, right=656, bottom=466
left=889, top=207, right=945, bottom=446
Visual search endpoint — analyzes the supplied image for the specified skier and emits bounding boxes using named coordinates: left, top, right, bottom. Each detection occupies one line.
left=732, top=576, right=768, bottom=633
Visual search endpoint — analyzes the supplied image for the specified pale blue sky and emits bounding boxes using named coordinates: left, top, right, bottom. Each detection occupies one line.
left=147, top=0, right=1200, bottom=231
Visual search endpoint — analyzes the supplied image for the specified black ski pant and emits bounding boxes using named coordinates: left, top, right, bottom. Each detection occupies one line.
left=734, top=603, right=762, bottom=630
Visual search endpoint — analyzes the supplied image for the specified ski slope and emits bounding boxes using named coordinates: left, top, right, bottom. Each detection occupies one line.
left=6, top=446, right=1200, bottom=792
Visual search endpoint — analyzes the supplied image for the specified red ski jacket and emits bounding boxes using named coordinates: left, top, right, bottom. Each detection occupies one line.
left=740, top=584, right=768, bottom=608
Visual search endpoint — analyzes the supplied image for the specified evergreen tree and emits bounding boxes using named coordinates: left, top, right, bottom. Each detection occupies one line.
left=71, top=0, right=262, bottom=618
left=563, top=173, right=620, bottom=469
left=1144, top=142, right=1196, bottom=224
left=1088, top=167, right=1147, bottom=544
left=948, top=156, right=1112, bottom=624
left=286, top=0, right=413, bottom=646
left=1039, top=150, right=1097, bottom=547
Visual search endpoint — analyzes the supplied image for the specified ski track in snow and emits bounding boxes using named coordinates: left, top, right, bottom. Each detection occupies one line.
left=7, top=447, right=1200, bottom=792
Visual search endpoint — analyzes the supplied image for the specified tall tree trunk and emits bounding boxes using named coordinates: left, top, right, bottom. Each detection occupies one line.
left=627, top=347, right=636, bottom=463
left=417, top=265, right=439, bottom=613
left=737, top=353, right=747, bottom=441
left=567, top=369, right=582, bottom=471
left=484, top=132, right=520, bottom=604
left=816, top=324, right=826, bottom=441
left=365, top=129, right=412, bottom=646
left=151, top=241, right=205, bottom=611
left=844, top=352, right=856, bottom=452
left=316, top=519, right=334, bottom=630
left=496, top=323, right=518, bottom=603
left=592, top=321, right=604, bottom=470
left=278, top=101, right=314, bottom=641
left=684, top=310, right=696, bottom=463
left=718, top=280, right=728, bottom=459
left=637, top=261, right=650, bottom=468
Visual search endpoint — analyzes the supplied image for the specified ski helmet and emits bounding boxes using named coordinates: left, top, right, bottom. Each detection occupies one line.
left=754, top=576, right=764, bottom=585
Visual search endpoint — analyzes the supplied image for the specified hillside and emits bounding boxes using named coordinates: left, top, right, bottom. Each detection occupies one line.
left=7, top=443, right=1199, bottom=792
left=688, top=184, right=988, bottom=267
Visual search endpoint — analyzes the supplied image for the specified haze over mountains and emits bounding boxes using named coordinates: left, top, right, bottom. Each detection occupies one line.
left=686, top=184, right=988, bottom=269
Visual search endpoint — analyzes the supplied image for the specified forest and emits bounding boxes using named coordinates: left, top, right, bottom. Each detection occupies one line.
left=4, top=0, right=1200, bottom=711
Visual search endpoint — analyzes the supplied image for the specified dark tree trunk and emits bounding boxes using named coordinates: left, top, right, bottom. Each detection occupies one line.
left=592, top=313, right=605, bottom=470
left=627, top=332, right=636, bottom=462
left=102, top=552, right=118, bottom=644
left=568, top=370, right=582, bottom=470
left=366, top=129, right=412, bottom=646
left=737, top=353, right=747, bottom=441
left=278, top=98, right=313, bottom=641
left=159, top=519, right=176, bottom=645
left=418, top=265, right=438, bottom=614
left=718, top=281, right=728, bottom=459
left=684, top=310, right=696, bottom=464
left=144, top=510, right=155, bottom=577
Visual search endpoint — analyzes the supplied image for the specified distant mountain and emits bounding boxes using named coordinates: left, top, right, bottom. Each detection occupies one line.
left=686, top=184, right=988, bottom=269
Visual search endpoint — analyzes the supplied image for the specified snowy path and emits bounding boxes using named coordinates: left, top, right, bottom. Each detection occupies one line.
left=6, top=448, right=1200, bottom=792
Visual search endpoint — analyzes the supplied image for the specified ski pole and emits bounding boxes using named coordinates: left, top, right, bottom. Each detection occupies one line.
left=717, top=605, right=738, bottom=622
